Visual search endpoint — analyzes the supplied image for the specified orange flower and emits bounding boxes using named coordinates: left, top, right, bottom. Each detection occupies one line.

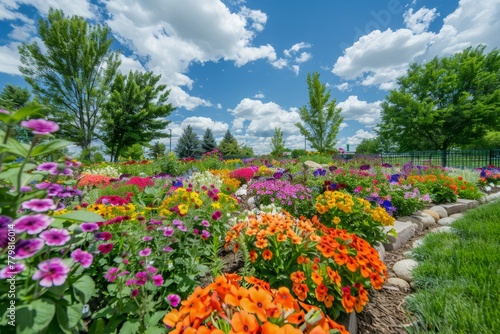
left=297, top=255, right=309, bottom=265
left=314, top=284, right=328, bottom=302
left=292, top=283, right=309, bottom=301
left=346, top=256, right=359, bottom=272
left=262, top=249, right=273, bottom=260
left=255, top=237, right=268, bottom=249
left=230, top=310, right=260, bottom=334
left=333, top=252, right=348, bottom=266
left=311, top=263, right=319, bottom=271
left=240, top=287, right=275, bottom=322
left=286, top=310, right=306, bottom=325
left=341, top=293, right=356, bottom=313
left=369, top=272, right=385, bottom=290
left=311, top=272, right=323, bottom=285
left=163, top=309, right=181, bottom=328
left=326, top=267, right=341, bottom=286
left=290, top=271, right=306, bottom=284
left=249, top=250, right=258, bottom=263
left=273, top=287, right=295, bottom=310
left=225, top=285, right=250, bottom=307
left=324, top=294, right=335, bottom=308
left=277, top=233, right=288, bottom=242
left=316, top=243, right=335, bottom=258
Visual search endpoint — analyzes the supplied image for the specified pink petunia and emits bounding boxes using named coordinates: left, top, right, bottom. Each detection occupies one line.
left=163, top=246, right=173, bottom=252
left=152, top=274, right=164, bottom=287
left=80, top=222, right=99, bottom=232
left=138, top=248, right=151, bottom=257
left=95, top=232, right=112, bottom=241
left=201, top=230, right=211, bottom=239
left=71, top=249, right=93, bottom=268
left=211, top=210, right=222, bottom=221
left=142, top=236, right=152, bottom=241
left=134, top=272, right=148, bottom=286
left=0, top=263, right=26, bottom=279
left=163, top=226, right=174, bottom=237
left=14, top=214, right=53, bottom=235
left=21, top=118, right=59, bottom=135
left=131, top=289, right=139, bottom=298
left=147, top=266, right=157, bottom=274
left=97, top=243, right=114, bottom=254
left=32, top=258, right=70, bottom=287
left=14, top=238, right=44, bottom=259
left=104, top=267, right=119, bottom=282
left=40, top=228, right=71, bottom=246
left=167, top=294, right=181, bottom=307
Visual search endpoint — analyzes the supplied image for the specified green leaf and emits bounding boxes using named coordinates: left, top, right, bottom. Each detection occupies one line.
left=16, top=298, right=56, bottom=333
left=56, top=302, right=83, bottom=331
left=102, top=315, right=126, bottom=333
left=119, top=319, right=141, bottom=334
left=11, top=105, right=43, bottom=121
left=144, top=326, right=166, bottom=334
left=88, top=318, right=106, bottom=334
left=56, top=210, right=105, bottom=223
left=147, top=311, right=166, bottom=327
left=72, top=275, right=95, bottom=304
left=31, top=139, right=74, bottom=157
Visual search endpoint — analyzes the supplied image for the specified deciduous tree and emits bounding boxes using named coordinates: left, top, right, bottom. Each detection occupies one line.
left=270, top=127, right=286, bottom=157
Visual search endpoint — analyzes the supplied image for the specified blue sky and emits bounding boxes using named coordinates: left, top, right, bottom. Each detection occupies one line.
left=1, top=0, right=499, bottom=155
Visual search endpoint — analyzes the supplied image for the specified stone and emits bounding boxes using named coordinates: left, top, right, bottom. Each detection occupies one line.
left=234, top=184, right=247, bottom=197
left=393, top=259, right=418, bottom=282
left=303, top=160, right=323, bottom=170
left=430, top=226, right=453, bottom=233
left=337, top=311, right=357, bottom=334
left=449, top=213, right=463, bottom=219
left=373, top=242, right=385, bottom=261
left=398, top=216, right=423, bottom=232
left=437, top=217, right=455, bottom=226
left=403, top=251, right=413, bottom=258
left=429, top=206, right=448, bottom=218
left=412, top=239, right=424, bottom=248
left=387, top=277, right=411, bottom=292
left=422, top=209, right=440, bottom=223
left=456, top=199, right=479, bottom=209
left=382, top=221, right=416, bottom=251
left=411, top=212, right=436, bottom=229
left=247, top=196, right=256, bottom=209
left=439, top=202, right=468, bottom=215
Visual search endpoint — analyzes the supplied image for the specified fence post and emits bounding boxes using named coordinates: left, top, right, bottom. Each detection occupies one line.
left=441, top=150, right=447, bottom=167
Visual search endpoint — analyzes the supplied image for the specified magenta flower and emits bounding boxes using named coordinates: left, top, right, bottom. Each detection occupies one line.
left=97, top=243, right=114, bottom=254
left=32, top=258, right=70, bottom=287
left=71, top=249, right=93, bottom=268
left=0, top=263, right=26, bottom=279
left=152, top=274, right=164, bottom=287
left=14, top=238, right=44, bottom=259
left=14, top=214, right=53, bottom=234
left=37, top=162, right=59, bottom=174
left=40, top=228, right=71, bottom=246
left=142, top=236, right=152, bottom=241
left=147, top=266, right=157, bottom=274
left=131, top=289, right=139, bottom=298
left=202, top=220, right=210, bottom=227
left=163, top=246, right=173, bottom=252
left=80, top=222, right=99, bottom=232
left=201, top=230, right=211, bottom=239
left=163, top=226, right=174, bottom=237
left=212, top=210, right=222, bottom=221
left=95, top=232, right=112, bottom=241
left=138, top=248, right=151, bottom=257
left=36, top=182, right=63, bottom=196
left=177, top=224, right=187, bottom=232
left=21, top=118, right=59, bottom=135
left=0, top=109, right=9, bottom=114
left=167, top=294, right=181, bottom=307
left=172, top=219, right=183, bottom=226
left=134, top=272, right=148, bottom=286
left=104, top=267, right=119, bottom=282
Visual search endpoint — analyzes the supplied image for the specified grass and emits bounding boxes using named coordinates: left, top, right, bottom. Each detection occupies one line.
left=404, top=200, right=500, bottom=334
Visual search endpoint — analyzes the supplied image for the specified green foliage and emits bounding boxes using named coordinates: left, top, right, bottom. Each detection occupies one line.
left=239, top=145, right=254, bottom=157
left=378, top=45, right=500, bottom=153
left=153, top=152, right=181, bottom=175
left=148, top=142, right=166, bottom=160
left=270, top=127, right=286, bottom=157
left=175, top=125, right=201, bottom=158
left=295, top=72, right=344, bottom=153
left=0, top=84, right=31, bottom=110
left=218, top=130, right=240, bottom=156
left=93, top=151, right=105, bottom=163
left=201, top=128, right=217, bottom=153
left=121, top=143, right=144, bottom=161
left=291, top=149, right=307, bottom=158
left=18, top=8, right=121, bottom=152
left=356, top=137, right=382, bottom=154
left=100, top=70, right=174, bottom=162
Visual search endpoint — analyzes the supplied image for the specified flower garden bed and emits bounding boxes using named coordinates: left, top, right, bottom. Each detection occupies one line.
left=2, top=109, right=500, bottom=334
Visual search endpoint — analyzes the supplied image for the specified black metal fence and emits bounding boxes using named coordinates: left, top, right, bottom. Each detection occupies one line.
left=379, top=149, right=500, bottom=168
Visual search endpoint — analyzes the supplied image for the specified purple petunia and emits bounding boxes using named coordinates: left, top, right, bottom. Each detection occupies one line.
left=152, top=274, right=164, bottom=287
left=0, top=263, right=26, bottom=279
left=95, top=232, right=112, bottom=241
left=36, top=182, right=63, bottom=196
left=167, top=294, right=181, bottom=307
left=172, top=219, right=183, bottom=226
left=21, top=119, right=59, bottom=135
left=14, top=238, right=44, bottom=259
left=142, top=236, right=152, bottom=241
left=71, top=249, right=93, bottom=268
left=163, top=246, right=173, bottom=252
left=201, top=220, right=210, bottom=227
left=163, top=226, right=174, bottom=237
left=37, top=162, right=59, bottom=174
left=80, top=222, right=99, bottom=232
left=32, top=258, right=70, bottom=287
left=14, top=214, right=53, bottom=235
left=40, top=228, right=71, bottom=246
left=134, top=272, right=148, bottom=286
left=176, top=224, right=187, bottom=232
left=138, top=248, right=151, bottom=257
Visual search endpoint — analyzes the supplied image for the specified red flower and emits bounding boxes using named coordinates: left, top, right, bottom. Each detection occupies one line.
left=97, top=243, right=114, bottom=254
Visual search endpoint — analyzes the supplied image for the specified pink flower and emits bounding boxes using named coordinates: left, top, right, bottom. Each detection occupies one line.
left=0, top=263, right=26, bottom=279
left=131, top=289, right=139, bottom=298
left=134, top=272, right=148, bottom=286
left=211, top=210, right=222, bottom=221
left=201, top=230, right=210, bottom=239
left=14, top=214, right=53, bottom=235
left=104, top=267, right=119, bottom=282
left=163, top=226, right=174, bottom=237
left=14, top=238, right=44, bottom=259
left=40, top=228, right=71, bottom=246
left=142, top=236, right=152, bottom=241
left=167, top=294, right=181, bottom=307
left=163, top=246, right=173, bottom=252
left=147, top=266, right=157, bottom=274
left=21, top=118, right=59, bottom=135
left=152, top=274, right=164, bottom=287
left=32, top=258, right=70, bottom=287
left=21, top=198, right=56, bottom=212
left=138, top=248, right=151, bottom=257
left=201, top=220, right=210, bottom=227
left=97, top=243, right=114, bottom=254
left=37, top=162, right=59, bottom=173
left=71, top=249, right=93, bottom=268
left=95, top=232, right=112, bottom=241
left=80, top=222, right=99, bottom=232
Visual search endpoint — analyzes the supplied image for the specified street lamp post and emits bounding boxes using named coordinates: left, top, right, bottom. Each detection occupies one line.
left=169, top=129, right=172, bottom=153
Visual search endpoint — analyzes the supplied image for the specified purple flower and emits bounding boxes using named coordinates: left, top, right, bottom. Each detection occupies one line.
left=139, top=248, right=151, bottom=257
left=0, top=215, right=12, bottom=227
left=212, top=210, right=222, bottom=221
left=14, top=214, right=53, bottom=235
left=163, top=246, right=173, bottom=252
left=32, top=258, right=70, bottom=287
left=40, top=228, right=71, bottom=246
left=172, top=219, right=183, bottom=226
left=21, top=119, right=59, bottom=135
left=359, top=164, right=371, bottom=171
left=97, top=243, right=114, bottom=254
left=71, top=249, right=93, bottom=268
left=177, top=224, right=187, bottom=232
left=80, top=222, right=99, bottom=232
left=152, top=274, right=164, bottom=287
left=134, top=272, right=148, bottom=286
left=167, top=294, right=181, bottom=307
left=201, top=220, right=210, bottom=227
left=21, top=198, right=56, bottom=212
left=95, top=232, right=112, bottom=241
left=201, top=230, right=210, bottom=239
left=0, top=263, right=26, bottom=279
left=147, top=266, right=157, bottom=274
left=14, top=238, right=44, bottom=259
left=0, top=109, right=9, bottom=114
left=37, top=162, right=59, bottom=174
left=131, top=289, right=139, bottom=298
left=163, top=226, right=174, bottom=237
left=142, top=236, right=153, bottom=241
left=36, top=182, right=63, bottom=196
left=104, top=267, right=119, bottom=282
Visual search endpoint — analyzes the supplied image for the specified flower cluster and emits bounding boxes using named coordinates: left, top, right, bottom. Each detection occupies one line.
left=230, top=166, right=258, bottom=183
left=81, top=164, right=122, bottom=178
left=162, top=273, right=349, bottom=334
left=77, top=173, right=113, bottom=188
left=125, top=176, right=155, bottom=189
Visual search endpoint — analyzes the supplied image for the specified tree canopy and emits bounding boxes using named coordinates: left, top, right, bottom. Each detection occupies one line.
left=295, top=72, right=343, bottom=153
left=270, top=127, right=286, bottom=157
left=175, top=125, right=201, bottom=158
left=218, top=130, right=240, bottom=156
left=377, top=46, right=500, bottom=152
left=201, top=128, right=217, bottom=153
left=99, top=70, right=174, bottom=162
left=18, top=8, right=120, bottom=152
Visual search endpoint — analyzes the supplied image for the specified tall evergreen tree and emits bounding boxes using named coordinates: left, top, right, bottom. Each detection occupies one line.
left=295, top=72, right=343, bottom=153
left=218, top=130, right=239, bottom=156
left=18, top=8, right=120, bottom=153
left=0, top=84, right=31, bottom=110
left=270, top=127, right=286, bottom=157
left=201, top=128, right=217, bottom=153
left=175, top=125, right=201, bottom=158
left=100, top=70, right=174, bottom=162
left=149, top=141, right=166, bottom=159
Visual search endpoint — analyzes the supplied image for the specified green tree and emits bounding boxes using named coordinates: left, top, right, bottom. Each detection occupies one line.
left=218, top=130, right=240, bottom=156
left=201, top=128, right=217, bottom=153
left=100, top=70, right=174, bottom=162
left=149, top=141, right=166, bottom=159
left=270, top=127, right=286, bottom=157
left=175, top=125, right=201, bottom=158
left=355, top=138, right=382, bottom=154
left=295, top=72, right=343, bottom=153
left=239, top=145, right=254, bottom=157
left=378, top=46, right=500, bottom=155
left=0, top=84, right=31, bottom=110
left=18, top=8, right=120, bottom=153
left=122, top=143, right=144, bottom=161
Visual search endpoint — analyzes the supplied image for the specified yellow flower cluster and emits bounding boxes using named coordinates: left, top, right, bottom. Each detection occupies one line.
left=210, top=169, right=241, bottom=193
left=159, top=188, right=203, bottom=216
left=370, top=206, right=395, bottom=226
left=86, top=203, right=141, bottom=220
left=315, top=191, right=355, bottom=215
